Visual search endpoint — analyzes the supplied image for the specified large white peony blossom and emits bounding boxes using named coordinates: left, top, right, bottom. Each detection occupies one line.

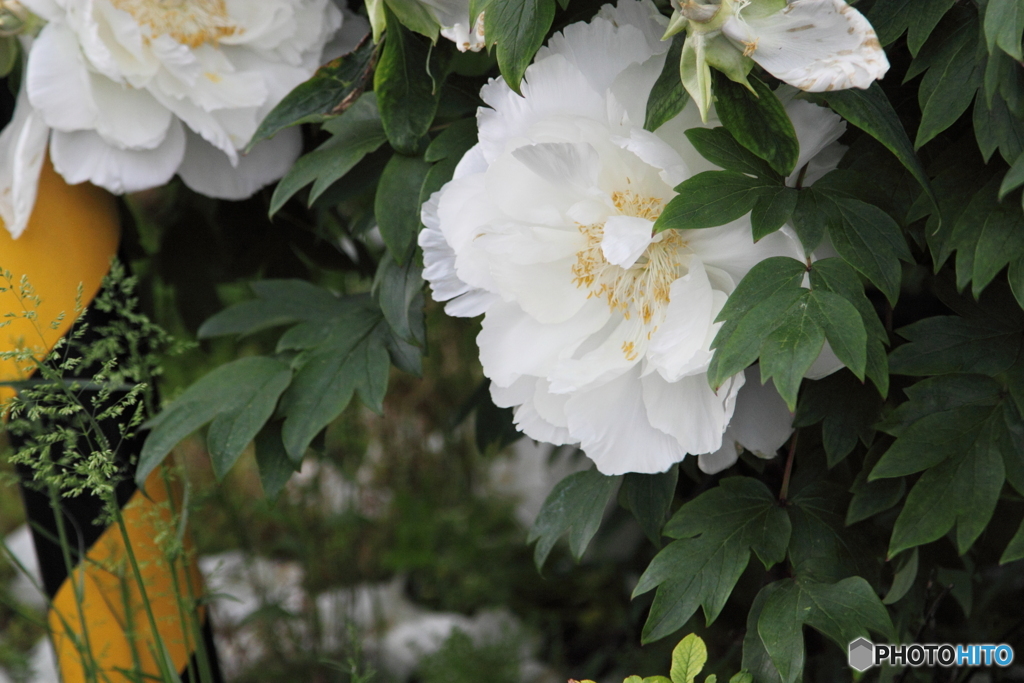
left=420, top=0, right=847, bottom=475
left=0, top=0, right=343, bottom=238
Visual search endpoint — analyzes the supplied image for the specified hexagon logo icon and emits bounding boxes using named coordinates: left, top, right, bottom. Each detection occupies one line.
left=848, top=638, right=875, bottom=672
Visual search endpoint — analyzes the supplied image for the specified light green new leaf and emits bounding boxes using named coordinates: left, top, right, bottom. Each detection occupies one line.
left=484, top=0, right=555, bottom=94
left=713, top=74, right=799, bottom=177
left=655, top=171, right=773, bottom=233
left=985, top=0, right=1024, bottom=61
left=138, top=357, right=293, bottom=486
left=528, top=468, right=621, bottom=569
left=375, top=153, right=433, bottom=262
left=670, top=634, right=707, bottom=683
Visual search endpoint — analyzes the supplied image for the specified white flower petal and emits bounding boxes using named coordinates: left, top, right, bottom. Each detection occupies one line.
left=0, top=89, right=50, bottom=239
left=685, top=219, right=804, bottom=286
left=26, top=23, right=98, bottom=132
left=479, top=299, right=610, bottom=387
left=177, top=126, right=301, bottom=200
left=783, top=97, right=847, bottom=182
left=601, top=215, right=654, bottom=268
left=804, top=341, right=844, bottom=379
left=728, top=368, right=794, bottom=457
left=646, top=260, right=720, bottom=381
left=50, top=119, right=186, bottom=194
left=90, top=75, right=173, bottom=150
left=511, top=141, right=601, bottom=193
left=724, top=0, right=889, bottom=92
left=699, top=439, right=742, bottom=475
left=565, top=366, right=688, bottom=475
left=642, top=370, right=742, bottom=457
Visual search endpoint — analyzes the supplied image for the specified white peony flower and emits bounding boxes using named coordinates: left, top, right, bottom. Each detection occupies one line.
left=720, top=0, right=889, bottom=92
left=0, top=0, right=343, bottom=238
left=420, top=0, right=847, bottom=475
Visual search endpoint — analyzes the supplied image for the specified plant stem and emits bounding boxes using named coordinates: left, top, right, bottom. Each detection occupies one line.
left=779, top=429, right=799, bottom=503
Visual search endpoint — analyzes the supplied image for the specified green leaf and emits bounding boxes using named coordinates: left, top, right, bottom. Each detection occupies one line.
left=269, top=95, right=388, bottom=215
left=683, top=128, right=780, bottom=180
left=758, top=577, right=895, bottom=683
left=908, top=0, right=957, bottom=56
left=914, top=16, right=985, bottom=149
left=637, top=478, right=791, bottom=643
left=654, top=171, right=771, bottom=233
left=728, top=674, right=753, bottom=683
left=758, top=292, right=825, bottom=411
left=713, top=74, right=799, bottom=176
left=527, top=468, right=621, bottom=569
left=374, top=12, right=449, bottom=154
left=973, top=93, right=1024, bottom=166
left=646, top=34, right=688, bottom=133
left=484, top=0, right=555, bottom=94
left=741, top=583, right=787, bottom=683
left=1000, top=517, right=1024, bottom=564
left=384, top=0, right=440, bottom=40
left=883, top=548, right=919, bottom=605
left=375, top=250, right=425, bottom=345
left=985, top=0, right=1024, bottom=61
left=207, top=364, right=292, bottom=480
left=789, top=189, right=827, bottom=255
left=670, top=634, right=707, bottom=683
left=848, top=463, right=905, bottom=525
left=198, top=279, right=350, bottom=339
left=804, top=290, right=867, bottom=380
left=139, top=357, right=293, bottom=486
left=248, top=36, right=377, bottom=149
left=254, top=421, right=299, bottom=500
left=948, top=175, right=1024, bottom=296
left=788, top=482, right=880, bottom=584
left=278, top=301, right=390, bottom=460
left=812, top=84, right=938, bottom=214
left=886, top=407, right=1008, bottom=556
left=751, top=187, right=798, bottom=241
left=866, top=0, right=916, bottom=46
left=888, top=316, right=1022, bottom=376
left=621, top=467, right=679, bottom=547
left=794, top=372, right=882, bottom=467
left=815, top=190, right=911, bottom=305
left=999, top=153, right=1024, bottom=200
left=375, top=153, right=433, bottom=261
left=708, top=288, right=805, bottom=391
left=425, top=118, right=478, bottom=163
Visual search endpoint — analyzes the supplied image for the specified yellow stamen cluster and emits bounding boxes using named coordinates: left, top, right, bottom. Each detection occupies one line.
left=571, top=190, right=687, bottom=346
left=110, top=0, right=238, bottom=47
